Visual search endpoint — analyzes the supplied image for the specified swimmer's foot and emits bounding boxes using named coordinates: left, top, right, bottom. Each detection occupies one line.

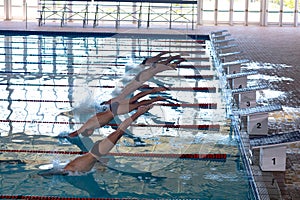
left=64, top=153, right=97, bottom=173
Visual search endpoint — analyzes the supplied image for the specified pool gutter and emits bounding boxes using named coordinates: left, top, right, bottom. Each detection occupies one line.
left=209, top=32, right=261, bottom=200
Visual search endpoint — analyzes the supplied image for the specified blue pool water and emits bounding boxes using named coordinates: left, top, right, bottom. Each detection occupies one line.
left=0, top=31, right=253, bottom=199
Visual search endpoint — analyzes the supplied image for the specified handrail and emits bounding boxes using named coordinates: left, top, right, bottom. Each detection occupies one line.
left=38, top=0, right=197, bottom=29
left=39, top=0, right=197, bottom=4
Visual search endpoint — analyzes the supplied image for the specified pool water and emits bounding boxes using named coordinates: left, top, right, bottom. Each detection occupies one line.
left=0, top=155, right=248, bottom=199
left=0, top=31, right=252, bottom=199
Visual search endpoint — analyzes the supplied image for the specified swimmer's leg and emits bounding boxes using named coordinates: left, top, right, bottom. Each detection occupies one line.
left=116, top=62, right=178, bottom=100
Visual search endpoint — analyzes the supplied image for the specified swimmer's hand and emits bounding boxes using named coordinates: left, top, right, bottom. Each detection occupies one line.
left=142, top=51, right=170, bottom=65
left=152, top=57, right=186, bottom=72
left=150, top=55, right=186, bottom=71
left=158, top=55, right=186, bottom=65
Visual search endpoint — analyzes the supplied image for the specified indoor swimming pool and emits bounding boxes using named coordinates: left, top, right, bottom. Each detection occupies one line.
left=0, top=31, right=253, bottom=199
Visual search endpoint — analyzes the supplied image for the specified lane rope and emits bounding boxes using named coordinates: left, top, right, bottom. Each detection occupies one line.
left=0, top=120, right=220, bottom=130
left=0, top=149, right=227, bottom=160
left=0, top=72, right=214, bottom=80
left=0, top=99, right=217, bottom=109
left=0, top=83, right=216, bottom=92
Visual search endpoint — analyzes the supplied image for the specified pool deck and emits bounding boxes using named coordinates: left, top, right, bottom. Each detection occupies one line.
left=1, top=21, right=300, bottom=200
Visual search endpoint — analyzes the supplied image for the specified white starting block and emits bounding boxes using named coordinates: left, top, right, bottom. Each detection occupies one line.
left=210, top=30, right=229, bottom=38
left=218, top=51, right=242, bottom=63
left=259, top=145, right=286, bottom=171
left=226, top=71, right=257, bottom=89
left=247, top=112, right=269, bottom=136
left=239, top=91, right=257, bottom=108
left=215, top=44, right=238, bottom=54
left=212, top=38, right=235, bottom=51
left=222, top=59, right=249, bottom=75
left=232, top=84, right=268, bottom=109
left=234, top=104, right=282, bottom=136
left=230, top=76, right=247, bottom=89
left=211, top=33, right=231, bottom=41
left=226, top=64, right=241, bottom=74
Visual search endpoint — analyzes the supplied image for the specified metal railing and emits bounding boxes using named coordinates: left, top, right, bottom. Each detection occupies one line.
left=38, top=0, right=197, bottom=29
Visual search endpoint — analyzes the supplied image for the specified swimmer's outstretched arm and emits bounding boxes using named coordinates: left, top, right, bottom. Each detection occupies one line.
left=142, top=51, right=170, bottom=65
left=114, top=55, right=185, bottom=101
left=63, top=104, right=153, bottom=173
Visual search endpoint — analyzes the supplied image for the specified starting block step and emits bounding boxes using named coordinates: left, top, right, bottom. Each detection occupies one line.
left=232, top=85, right=269, bottom=109
left=233, top=104, right=282, bottom=116
left=211, top=33, right=231, bottom=39
left=221, top=59, right=249, bottom=67
left=213, top=38, right=235, bottom=44
left=250, top=131, right=300, bottom=171
left=232, top=84, right=269, bottom=94
left=219, top=51, right=242, bottom=58
left=211, top=34, right=232, bottom=42
left=210, top=30, right=228, bottom=35
left=215, top=44, right=238, bottom=51
left=226, top=71, right=258, bottom=89
left=226, top=71, right=258, bottom=80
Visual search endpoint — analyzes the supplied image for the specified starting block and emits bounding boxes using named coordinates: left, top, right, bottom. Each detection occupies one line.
left=226, top=71, right=257, bottom=89
left=218, top=51, right=242, bottom=63
left=247, top=112, right=269, bottom=136
left=213, top=38, right=235, bottom=47
left=210, top=30, right=229, bottom=39
left=222, top=59, right=249, bottom=74
left=234, top=104, right=282, bottom=136
left=232, top=84, right=268, bottom=109
left=250, top=131, right=300, bottom=171
left=215, top=44, right=238, bottom=55
left=259, top=145, right=286, bottom=171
